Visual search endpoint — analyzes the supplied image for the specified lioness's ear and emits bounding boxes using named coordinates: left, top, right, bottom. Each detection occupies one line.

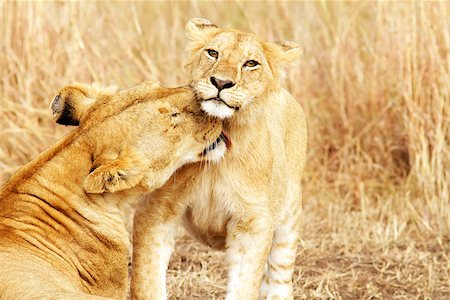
left=84, top=150, right=148, bottom=194
left=50, top=83, right=117, bottom=126
left=50, top=85, right=95, bottom=126
left=264, top=41, right=303, bottom=68
left=185, top=18, right=219, bottom=42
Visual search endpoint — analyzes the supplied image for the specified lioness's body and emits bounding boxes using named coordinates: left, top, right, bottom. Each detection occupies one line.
left=0, top=139, right=129, bottom=299
left=131, top=20, right=307, bottom=300
left=0, top=82, right=223, bottom=299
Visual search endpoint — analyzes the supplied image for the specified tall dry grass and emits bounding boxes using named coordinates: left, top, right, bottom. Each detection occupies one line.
left=0, top=1, right=449, bottom=299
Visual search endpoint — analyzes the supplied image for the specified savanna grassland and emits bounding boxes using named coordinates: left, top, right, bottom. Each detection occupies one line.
left=0, top=1, right=449, bottom=299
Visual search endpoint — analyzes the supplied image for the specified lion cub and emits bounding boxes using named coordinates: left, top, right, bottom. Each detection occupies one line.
left=131, top=19, right=307, bottom=300
left=0, top=81, right=225, bottom=299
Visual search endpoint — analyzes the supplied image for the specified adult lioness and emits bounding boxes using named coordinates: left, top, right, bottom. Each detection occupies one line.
left=0, top=81, right=227, bottom=299
left=131, top=19, right=307, bottom=300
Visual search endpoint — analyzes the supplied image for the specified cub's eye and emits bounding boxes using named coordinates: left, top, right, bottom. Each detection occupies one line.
left=243, top=60, right=260, bottom=69
left=205, top=49, right=219, bottom=60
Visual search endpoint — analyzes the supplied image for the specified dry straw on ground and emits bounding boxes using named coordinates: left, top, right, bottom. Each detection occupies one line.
left=1, top=1, right=449, bottom=299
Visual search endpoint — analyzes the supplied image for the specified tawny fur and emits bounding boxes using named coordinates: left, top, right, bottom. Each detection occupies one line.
left=0, top=81, right=223, bottom=299
left=130, top=19, right=307, bottom=300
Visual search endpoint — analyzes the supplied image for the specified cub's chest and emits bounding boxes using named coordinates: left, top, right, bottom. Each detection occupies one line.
left=181, top=165, right=237, bottom=233
left=188, top=165, right=237, bottom=210
left=184, top=165, right=268, bottom=226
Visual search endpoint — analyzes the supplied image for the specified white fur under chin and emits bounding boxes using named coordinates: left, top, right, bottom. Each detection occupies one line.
left=204, top=142, right=227, bottom=163
left=201, top=100, right=235, bottom=119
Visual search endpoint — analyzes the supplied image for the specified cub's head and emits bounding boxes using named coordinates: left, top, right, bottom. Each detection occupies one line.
left=50, top=81, right=229, bottom=194
left=185, top=18, right=302, bottom=120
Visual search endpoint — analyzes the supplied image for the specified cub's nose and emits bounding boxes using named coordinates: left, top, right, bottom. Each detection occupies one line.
left=210, top=77, right=235, bottom=91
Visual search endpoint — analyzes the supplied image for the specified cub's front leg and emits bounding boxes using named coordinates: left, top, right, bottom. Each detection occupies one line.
left=225, top=205, right=274, bottom=300
left=130, top=190, right=186, bottom=300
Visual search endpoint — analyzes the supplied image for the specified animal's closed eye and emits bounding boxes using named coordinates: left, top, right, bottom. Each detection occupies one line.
left=171, top=112, right=180, bottom=117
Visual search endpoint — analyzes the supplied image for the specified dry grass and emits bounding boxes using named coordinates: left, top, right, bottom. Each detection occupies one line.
left=1, top=1, right=449, bottom=299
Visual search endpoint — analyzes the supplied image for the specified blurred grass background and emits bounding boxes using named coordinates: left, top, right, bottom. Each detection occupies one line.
left=0, top=1, right=449, bottom=299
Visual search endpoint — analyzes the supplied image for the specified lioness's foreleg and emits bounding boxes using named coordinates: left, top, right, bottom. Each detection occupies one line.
left=225, top=207, right=274, bottom=300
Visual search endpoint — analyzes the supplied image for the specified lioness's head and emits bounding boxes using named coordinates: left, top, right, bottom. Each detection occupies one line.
left=185, top=18, right=302, bottom=120
left=50, top=81, right=229, bottom=194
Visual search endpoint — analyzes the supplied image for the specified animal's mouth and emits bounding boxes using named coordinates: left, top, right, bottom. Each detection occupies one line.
left=205, top=97, right=239, bottom=110
left=202, top=130, right=232, bottom=156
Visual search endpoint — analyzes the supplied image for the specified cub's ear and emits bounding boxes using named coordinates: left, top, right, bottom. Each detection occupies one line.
left=185, top=18, right=219, bottom=42
left=50, top=83, right=117, bottom=126
left=84, top=150, right=148, bottom=194
left=264, top=40, right=303, bottom=68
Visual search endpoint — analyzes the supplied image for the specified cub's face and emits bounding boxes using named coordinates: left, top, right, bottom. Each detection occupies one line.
left=190, top=32, right=274, bottom=119
left=51, top=82, right=229, bottom=193
left=185, top=18, right=302, bottom=120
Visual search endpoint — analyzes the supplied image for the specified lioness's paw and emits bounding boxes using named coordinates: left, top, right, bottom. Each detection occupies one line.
left=84, top=164, right=133, bottom=194
left=84, top=150, right=148, bottom=194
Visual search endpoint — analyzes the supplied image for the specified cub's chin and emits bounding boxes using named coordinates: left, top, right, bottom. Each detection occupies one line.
left=201, top=99, right=236, bottom=119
